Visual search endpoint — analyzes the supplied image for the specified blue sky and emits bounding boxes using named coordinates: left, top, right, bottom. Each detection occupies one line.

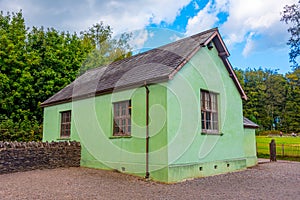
left=0, top=0, right=297, bottom=74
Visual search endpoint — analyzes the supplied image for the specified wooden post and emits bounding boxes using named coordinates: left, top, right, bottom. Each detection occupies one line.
left=256, top=142, right=258, bottom=157
left=269, top=139, right=276, bottom=162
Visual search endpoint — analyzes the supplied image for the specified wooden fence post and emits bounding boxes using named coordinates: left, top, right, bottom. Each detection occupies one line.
left=269, top=139, right=276, bottom=162
left=256, top=142, right=258, bottom=157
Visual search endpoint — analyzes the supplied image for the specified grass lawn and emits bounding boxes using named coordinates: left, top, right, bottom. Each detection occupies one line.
left=256, top=136, right=300, bottom=161
left=256, top=136, right=300, bottom=145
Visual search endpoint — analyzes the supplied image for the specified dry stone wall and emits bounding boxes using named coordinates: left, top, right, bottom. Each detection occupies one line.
left=0, top=141, right=81, bottom=174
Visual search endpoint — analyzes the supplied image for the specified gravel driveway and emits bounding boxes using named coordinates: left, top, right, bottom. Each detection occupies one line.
left=0, top=159, right=299, bottom=200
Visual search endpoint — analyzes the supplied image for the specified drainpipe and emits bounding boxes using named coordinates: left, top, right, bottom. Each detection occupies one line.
left=144, top=82, right=150, bottom=179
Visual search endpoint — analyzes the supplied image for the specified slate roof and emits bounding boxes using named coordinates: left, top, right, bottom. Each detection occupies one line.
left=41, top=28, right=246, bottom=107
left=243, top=117, right=259, bottom=129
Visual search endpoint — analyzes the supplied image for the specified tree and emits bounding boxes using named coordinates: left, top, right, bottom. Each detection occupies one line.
left=263, top=70, right=288, bottom=131
left=237, top=68, right=289, bottom=131
left=281, top=1, right=300, bottom=69
left=284, top=69, right=300, bottom=133
left=0, top=11, right=132, bottom=141
left=236, top=67, right=300, bottom=133
left=79, top=23, right=132, bottom=74
left=0, top=11, right=41, bottom=141
left=25, top=27, right=91, bottom=122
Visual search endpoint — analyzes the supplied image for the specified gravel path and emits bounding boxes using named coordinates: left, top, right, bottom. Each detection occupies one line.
left=0, top=160, right=299, bottom=200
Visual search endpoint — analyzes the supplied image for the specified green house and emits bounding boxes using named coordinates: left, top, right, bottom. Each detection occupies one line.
left=41, top=28, right=258, bottom=183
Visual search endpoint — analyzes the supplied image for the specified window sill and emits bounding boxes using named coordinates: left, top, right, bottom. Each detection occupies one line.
left=57, top=137, right=71, bottom=140
left=109, top=135, right=132, bottom=139
left=201, top=132, right=223, bottom=136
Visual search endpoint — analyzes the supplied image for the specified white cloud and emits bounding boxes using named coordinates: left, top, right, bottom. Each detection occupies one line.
left=95, top=0, right=191, bottom=34
left=1, top=0, right=296, bottom=59
left=242, top=32, right=255, bottom=57
left=221, top=0, right=298, bottom=54
left=215, top=0, right=230, bottom=12
left=0, top=0, right=191, bottom=34
left=0, top=0, right=193, bottom=54
left=185, top=2, right=217, bottom=35
left=185, top=0, right=298, bottom=56
left=185, top=0, right=229, bottom=36
left=129, top=29, right=150, bottom=52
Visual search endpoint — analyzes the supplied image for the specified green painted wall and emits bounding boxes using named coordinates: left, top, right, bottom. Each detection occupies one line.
left=244, top=128, right=258, bottom=167
left=167, top=159, right=246, bottom=183
left=166, top=44, right=247, bottom=182
left=43, top=84, right=169, bottom=182
left=43, top=102, right=79, bottom=141
left=43, top=42, right=257, bottom=183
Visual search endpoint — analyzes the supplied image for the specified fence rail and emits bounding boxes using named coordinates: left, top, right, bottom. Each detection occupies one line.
left=257, top=143, right=300, bottom=158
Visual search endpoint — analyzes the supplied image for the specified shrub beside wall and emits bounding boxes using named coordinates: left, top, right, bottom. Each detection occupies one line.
left=0, top=141, right=81, bottom=174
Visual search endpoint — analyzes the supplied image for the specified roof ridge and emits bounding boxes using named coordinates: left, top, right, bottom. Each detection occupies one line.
left=41, top=28, right=248, bottom=107
left=83, top=28, right=219, bottom=74
left=157, top=27, right=218, bottom=49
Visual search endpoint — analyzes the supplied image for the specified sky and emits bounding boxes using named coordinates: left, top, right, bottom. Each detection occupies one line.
left=0, top=0, right=297, bottom=74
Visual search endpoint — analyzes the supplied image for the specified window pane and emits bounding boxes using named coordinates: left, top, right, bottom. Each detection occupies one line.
left=212, top=112, right=218, bottom=130
left=114, top=121, right=120, bottom=133
left=201, top=111, right=205, bottom=129
left=201, top=92, right=205, bottom=109
left=127, top=119, right=131, bottom=133
left=206, top=121, right=211, bottom=130
left=128, top=126, right=131, bottom=133
left=122, top=105, right=126, bottom=115
left=206, top=111, right=211, bottom=121
left=114, top=104, right=119, bottom=116
left=211, top=94, right=215, bottom=110
left=201, top=90, right=218, bottom=133
left=60, top=111, right=71, bottom=138
left=206, top=94, right=211, bottom=109
left=206, top=112, right=211, bottom=129
left=113, top=100, right=131, bottom=136
left=212, top=112, right=217, bottom=121
left=213, top=122, right=218, bottom=130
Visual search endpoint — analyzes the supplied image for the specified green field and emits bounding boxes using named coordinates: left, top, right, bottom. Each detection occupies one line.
left=256, top=136, right=300, bottom=161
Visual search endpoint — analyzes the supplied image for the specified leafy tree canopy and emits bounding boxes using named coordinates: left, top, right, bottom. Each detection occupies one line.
left=237, top=68, right=300, bottom=134
left=79, top=23, right=132, bottom=74
left=281, top=0, right=300, bottom=69
left=0, top=11, right=132, bottom=141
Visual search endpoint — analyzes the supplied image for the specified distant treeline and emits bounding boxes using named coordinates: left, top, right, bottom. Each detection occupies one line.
left=236, top=68, right=300, bottom=134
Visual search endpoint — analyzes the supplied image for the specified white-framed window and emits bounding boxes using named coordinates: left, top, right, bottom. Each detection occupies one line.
left=60, top=110, right=71, bottom=138
left=113, top=100, right=131, bottom=136
left=201, top=90, right=219, bottom=133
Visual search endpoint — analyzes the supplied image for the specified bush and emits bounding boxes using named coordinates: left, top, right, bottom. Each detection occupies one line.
left=0, top=118, right=42, bottom=142
left=257, top=130, right=281, bottom=136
